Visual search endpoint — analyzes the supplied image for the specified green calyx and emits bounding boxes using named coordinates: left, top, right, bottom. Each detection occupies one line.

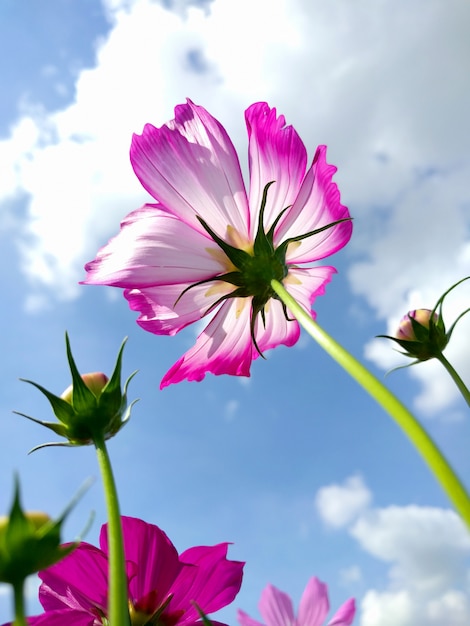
left=15, top=334, right=139, bottom=450
left=0, top=475, right=90, bottom=585
left=181, top=181, right=350, bottom=356
left=378, top=276, right=470, bottom=368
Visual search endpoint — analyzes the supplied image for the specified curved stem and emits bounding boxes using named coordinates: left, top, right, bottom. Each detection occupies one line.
left=94, top=433, right=130, bottom=626
left=13, top=580, right=27, bottom=626
left=437, top=353, right=470, bottom=409
left=271, top=279, right=470, bottom=528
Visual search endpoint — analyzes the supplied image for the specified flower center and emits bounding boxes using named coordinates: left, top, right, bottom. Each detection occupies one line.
left=177, top=181, right=350, bottom=356
left=128, top=593, right=184, bottom=626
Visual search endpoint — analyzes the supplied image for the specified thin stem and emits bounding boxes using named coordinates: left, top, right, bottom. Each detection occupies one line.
left=94, top=433, right=130, bottom=626
left=12, top=580, right=27, bottom=626
left=437, top=353, right=470, bottom=409
left=271, top=279, right=470, bottom=528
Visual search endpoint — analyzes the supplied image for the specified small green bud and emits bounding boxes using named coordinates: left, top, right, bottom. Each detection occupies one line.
left=15, top=334, right=138, bottom=450
left=378, top=277, right=470, bottom=369
left=391, top=308, right=448, bottom=360
left=0, top=477, right=77, bottom=585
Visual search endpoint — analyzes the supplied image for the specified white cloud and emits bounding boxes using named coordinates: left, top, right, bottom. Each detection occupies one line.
left=315, top=474, right=372, bottom=528
left=0, top=0, right=469, bottom=416
left=316, top=475, right=470, bottom=626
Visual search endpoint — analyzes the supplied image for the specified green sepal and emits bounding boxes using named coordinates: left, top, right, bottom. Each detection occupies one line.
left=16, top=335, right=138, bottom=448
left=0, top=476, right=90, bottom=584
left=192, top=603, right=215, bottom=626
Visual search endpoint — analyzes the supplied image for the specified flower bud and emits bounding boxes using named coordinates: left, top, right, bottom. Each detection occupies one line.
left=379, top=308, right=447, bottom=362
left=15, top=334, right=138, bottom=450
left=378, top=277, right=470, bottom=369
left=396, top=309, right=438, bottom=341
left=0, top=478, right=78, bottom=585
left=61, top=372, right=109, bottom=403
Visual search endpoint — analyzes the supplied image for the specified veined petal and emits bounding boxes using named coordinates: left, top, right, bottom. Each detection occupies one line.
left=237, top=610, right=265, bottom=626
left=275, top=146, right=352, bottom=264
left=27, top=610, right=97, bottom=626
left=160, top=298, right=254, bottom=388
left=253, top=298, right=300, bottom=356
left=100, top=517, right=181, bottom=607
left=172, top=544, right=243, bottom=621
left=283, top=266, right=336, bottom=318
left=131, top=100, right=250, bottom=243
left=125, top=280, right=236, bottom=336
left=83, top=204, right=226, bottom=288
left=37, top=543, right=107, bottom=615
left=258, top=584, right=295, bottom=626
left=245, top=103, right=307, bottom=239
left=297, top=578, right=329, bottom=626
left=327, top=599, right=355, bottom=626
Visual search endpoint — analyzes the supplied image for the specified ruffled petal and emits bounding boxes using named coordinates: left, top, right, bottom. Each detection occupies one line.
left=125, top=280, right=236, bottom=336
left=83, top=204, right=226, bottom=288
left=258, top=584, right=295, bottom=626
left=245, top=103, right=307, bottom=239
left=237, top=610, right=265, bottom=626
left=131, top=100, right=250, bottom=242
left=160, top=298, right=254, bottom=388
left=275, top=146, right=352, bottom=263
left=283, top=266, right=336, bottom=318
left=169, top=544, right=243, bottom=624
left=327, top=598, right=355, bottom=626
left=100, top=517, right=181, bottom=609
left=297, top=577, right=329, bottom=626
left=253, top=298, right=300, bottom=356
left=37, top=543, right=107, bottom=615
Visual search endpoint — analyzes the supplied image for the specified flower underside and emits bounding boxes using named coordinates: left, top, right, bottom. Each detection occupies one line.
left=177, top=182, right=350, bottom=357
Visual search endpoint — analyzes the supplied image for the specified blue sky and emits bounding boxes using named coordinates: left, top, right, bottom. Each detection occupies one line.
left=1, top=1, right=470, bottom=624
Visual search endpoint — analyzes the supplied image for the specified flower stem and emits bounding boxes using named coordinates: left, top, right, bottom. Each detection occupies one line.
left=94, top=433, right=130, bottom=626
left=436, top=353, right=470, bottom=409
left=12, top=580, right=27, bottom=626
left=271, top=279, right=470, bottom=528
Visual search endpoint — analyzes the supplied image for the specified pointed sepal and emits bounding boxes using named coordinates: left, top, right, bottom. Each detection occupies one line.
left=16, top=334, right=139, bottom=448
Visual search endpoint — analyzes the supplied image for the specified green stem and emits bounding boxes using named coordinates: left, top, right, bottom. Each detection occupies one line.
left=271, top=279, right=470, bottom=528
left=94, top=433, right=130, bottom=626
left=437, top=353, right=470, bottom=409
left=12, top=580, right=27, bottom=626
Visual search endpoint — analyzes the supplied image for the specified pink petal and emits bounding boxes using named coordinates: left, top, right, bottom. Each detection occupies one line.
left=83, top=204, right=226, bottom=288
left=275, top=146, right=352, bottom=264
left=125, top=280, right=236, bottom=337
left=258, top=584, right=295, bottom=626
left=283, top=266, right=336, bottom=318
left=297, top=577, right=329, bottom=626
left=160, top=298, right=254, bottom=388
left=245, top=103, right=307, bottom=239
left=253, top=297, right=300, bottom=356
left=37, top=543, right=107, bottom=615
left=26, top=610, right=97, bottom=626
left=171, top=544, right=243, bottom=621
left=131, top=100, right=250, bottom=242
left=327, top=599, right=355, bottom=626
left=100, top=517, right=181, bottom=609
left=237, top=610, right=265, bottom=626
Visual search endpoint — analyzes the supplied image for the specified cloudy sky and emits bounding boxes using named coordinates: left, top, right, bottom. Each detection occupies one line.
left=1, top=0, right=470, bottom=624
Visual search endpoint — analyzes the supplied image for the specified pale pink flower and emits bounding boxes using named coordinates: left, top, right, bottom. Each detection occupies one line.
left=83, top=101, right=352, bottom=388
left=237, top=578, right=355, bottom=626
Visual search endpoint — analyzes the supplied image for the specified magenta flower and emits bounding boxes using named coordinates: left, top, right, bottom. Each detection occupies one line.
left=83, top=101, right=352, bottom=388
left=237, top=578, right=355, bottom=626
left=25, top=516, right=244, bottom=626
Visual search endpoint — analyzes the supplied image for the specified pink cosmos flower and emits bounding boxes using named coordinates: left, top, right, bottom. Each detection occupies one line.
left=23, top=516, right=244, bottom=626
left=83, top=101, right=352, bottom=388
left=237, top=578, right=355, bottom=626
